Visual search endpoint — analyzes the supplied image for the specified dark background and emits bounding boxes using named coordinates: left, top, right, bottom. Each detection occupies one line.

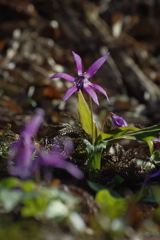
left=1, top=0, right=160, bottom=130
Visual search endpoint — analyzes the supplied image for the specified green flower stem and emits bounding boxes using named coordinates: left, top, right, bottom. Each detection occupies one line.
left=89, top=95, right=95, bottom=145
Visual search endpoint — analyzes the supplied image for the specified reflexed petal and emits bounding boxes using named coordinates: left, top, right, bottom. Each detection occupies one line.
left=91, top=83, right=110, bottom=104
left=72, top=51, right=83, bottom=76
left=47, top=73, right=75, bottom=82
left=39, top=151, right=83, bottom=179
left=21, top=108, right=45, bottom=137
left=64, top=162, right=84, bottom=179
left=85, top=53, right=110, bottom=78
left=84, top=87, right=99, bottom=105
left=62, top=85, right=77, bottom=101
left=111, top=114, right=128, bottom=127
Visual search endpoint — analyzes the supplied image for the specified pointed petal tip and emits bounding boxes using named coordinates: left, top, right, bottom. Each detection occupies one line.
left=84, top=87, right=99, bottom=105
left=62, top=85, right=77, bottom=102
left=35, top=108, right=45, bottom=116
left=90, top=83, right=110, bottom=104
left=85, top=53, right=110, bottom=78
left=72, top=51, right=83, bottom=76
left=47, top=76, right=53, bottom=80
left=47, top=73, right=75, bottom=82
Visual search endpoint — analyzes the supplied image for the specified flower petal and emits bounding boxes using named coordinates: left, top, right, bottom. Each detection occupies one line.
left=84, top=86, right=99, bottom=105
left=85, top=53, right=110, bottom=78
left=90, top=83, right=110, bottom=104
left=8, top=136, right=34, bottom=178
left=38, top=151, right=84, bottom=179
left=64, top=162, right=84, bottom=179
left=21, top=108, right=45, bottom=137
left=38, top=151, right=64, bottom=166
left=72, top=51, right=83, bottom=76
left=62, top=85, right=77, bottom=101
left=47, top=73, right=75, bottom=82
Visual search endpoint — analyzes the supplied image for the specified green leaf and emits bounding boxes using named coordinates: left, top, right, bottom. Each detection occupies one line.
left=103, top=124, right=160, bottom=154
left=145, top=139, right=154, bottom=154
left=103, top=124, right=160, bottom=141
left=83, top=139, right=94, bottom=156
left=90, top=141, right=106, bottom=170
left=87, top=180, right=121, bottom=198
left=100, top=126, right=140, bottom=140
left=21, top=181, right=35, bottom=192
left=113, top=175, right=125, bottom=186
left=150, top=150, right=160, bottom=163
left=0, top=177, right=21, bottom=189
left=21, top=196, right=47, bottom=218
left=21, top=186, right=79, bottom=219
left=142, top=186, right=160, bottom=203
left=68, top=212, right=86, bottom=233
left=95, top=189, right=127, bottom=219
left=83, top=139, right=106, bottom=170
left=87, top=180, right=106, bottom=192
left=0, top=188, right=23, bottom=212
left=78, top=91, right=99, bottom=139
left=45, top=200, right=69, bottom=221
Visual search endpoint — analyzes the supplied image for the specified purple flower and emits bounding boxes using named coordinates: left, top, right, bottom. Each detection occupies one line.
left=48, top=51, right=110, bottom=105
left=111, top=113, right=128, bottom=127
left=38, top=136, right=84, bottom=179
left=8, top=109, right=83, bottom=180
left=8, top=108, right=45, bottom=178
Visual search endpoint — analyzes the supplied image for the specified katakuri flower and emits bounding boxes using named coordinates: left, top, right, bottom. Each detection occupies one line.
left=111, top=113, right=128, bottom=127
left=8, top=110, right=83, bottom=179
left=48, top=51, right=110, bottom=105
left=8, top=108, right=45, bottom=178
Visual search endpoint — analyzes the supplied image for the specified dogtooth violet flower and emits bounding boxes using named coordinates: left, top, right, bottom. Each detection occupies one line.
left=8, top=109, right=83, bottom=179
left=8, top=108, right=45, bottom=178
left=111, top=113, right=128, bottom=127
left=48, top=51, right=110, bottom=105
left=37, top=136, right=84, bottom=179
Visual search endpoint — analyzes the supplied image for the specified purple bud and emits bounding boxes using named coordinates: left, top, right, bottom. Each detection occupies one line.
left=111, top=113, right=128, bottom=127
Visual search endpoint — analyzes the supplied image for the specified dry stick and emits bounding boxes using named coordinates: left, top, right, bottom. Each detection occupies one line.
left=89, top=96, right=95, bottom=145
left=101, top=112, right=112, bottom=132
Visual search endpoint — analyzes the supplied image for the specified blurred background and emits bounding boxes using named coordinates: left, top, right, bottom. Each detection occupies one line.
left=1, top=0, right=160, bottom=131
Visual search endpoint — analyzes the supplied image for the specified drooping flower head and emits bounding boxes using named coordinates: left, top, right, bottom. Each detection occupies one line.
left=48, top=51, right=110, bottom=105
left=8, top=108, right=45, bottom=178
left=111, top=113, right=128, bottom=127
